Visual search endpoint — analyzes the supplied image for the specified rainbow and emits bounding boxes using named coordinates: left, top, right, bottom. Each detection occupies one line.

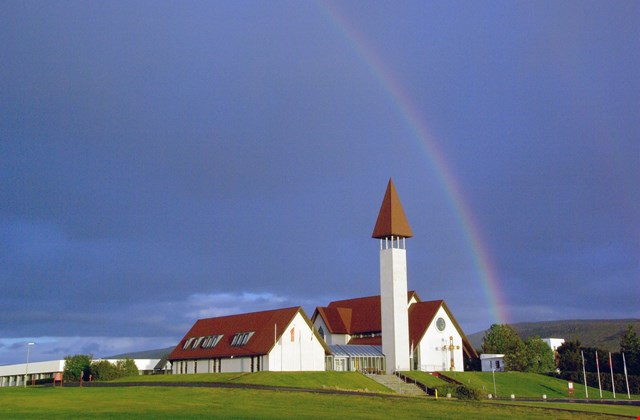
left=319, top=1, right=508, bottom=325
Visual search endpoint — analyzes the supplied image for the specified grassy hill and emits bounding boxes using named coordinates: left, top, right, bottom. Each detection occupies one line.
left=467, top=319, right=640, bottom=352
left=3, top=372, right=638, bottom=418
left=111, top=371, right=393, bottom=393
left=402, top=370, right=626, bottom=400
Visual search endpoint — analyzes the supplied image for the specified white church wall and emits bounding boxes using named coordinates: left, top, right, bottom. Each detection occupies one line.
left=312, top=316, right=350, bottom=345
left=417, top=306, right=464, bottom=372
left=380, top=247, right=410, bottom=372
left=268, top=312, right=325, bottom=371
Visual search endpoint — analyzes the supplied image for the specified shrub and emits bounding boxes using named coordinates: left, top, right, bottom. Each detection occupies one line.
left=435, top=384, right=482, bottom=400
left=91, top=360, right=119, bottom=381
left=63, top=354, right=92, bottom=382
left=90, top=358, right=139, bottom=381
left=454, top=384, right=482, bottom=400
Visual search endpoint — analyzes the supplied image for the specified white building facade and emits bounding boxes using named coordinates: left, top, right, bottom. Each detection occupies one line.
left=169, top=307, right=328, bottom=374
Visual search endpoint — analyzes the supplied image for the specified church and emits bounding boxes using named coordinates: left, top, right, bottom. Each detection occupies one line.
left=168, top=179, right=477, bottom=374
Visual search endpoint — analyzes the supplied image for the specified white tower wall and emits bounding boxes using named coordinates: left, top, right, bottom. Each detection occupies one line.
left=380, top=246, right=410, bottom=373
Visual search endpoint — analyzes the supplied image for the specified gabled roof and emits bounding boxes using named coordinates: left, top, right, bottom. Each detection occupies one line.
left=312, top=292, right=419, bottom=335
left=167, top=307, right=329, bottom=361
left=408, top=300, right=478, bottom=359
left=314, top=307, right=351, bottom=334
left=372, top=178, right=413, bottom=239
left=314, top=293, right=478, bottom=359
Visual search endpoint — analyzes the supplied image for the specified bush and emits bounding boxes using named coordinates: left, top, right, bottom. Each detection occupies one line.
left=63, top=354, right=92, bottom=382
left=90, top=358, right=139, bottom=381
left=454, top=384, right=482, bottom=400
left=436, top=384, right=482, bottom=400
left=91, top=360, right=119, bottom=381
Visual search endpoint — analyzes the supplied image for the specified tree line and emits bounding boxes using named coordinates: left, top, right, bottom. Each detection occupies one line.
left=480, top=323, right=640, bottom=394
left=481, top=324, right=556, bottom=373
left=63, top=354, right=139, bottom=382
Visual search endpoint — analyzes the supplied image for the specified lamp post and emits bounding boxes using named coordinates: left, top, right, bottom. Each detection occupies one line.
left=492, top=368, right=497, bottom=399
left=24, top=342, right=35, bottom=387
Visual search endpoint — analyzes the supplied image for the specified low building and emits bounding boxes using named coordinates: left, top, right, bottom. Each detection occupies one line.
left=327, top=344, right=385, bottom=373
left=167, top=306, right=329, bottom=373
left=542, top=338, right=565, bottom=352
left=480, top=354, right=505, bottom=372
left=0, top=358, right=160, bottom=387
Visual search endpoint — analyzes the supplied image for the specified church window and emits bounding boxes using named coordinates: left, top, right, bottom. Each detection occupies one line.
left=318, top=327, right=325, bottom=340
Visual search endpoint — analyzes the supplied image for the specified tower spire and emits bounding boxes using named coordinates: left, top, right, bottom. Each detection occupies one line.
left=374, top=178, right=411, bottom=373
left=372, top=178, right=413, bottom=239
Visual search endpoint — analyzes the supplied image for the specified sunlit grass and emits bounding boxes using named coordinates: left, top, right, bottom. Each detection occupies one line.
left=111, top=371, right=392, bottom=393
left=0, top=386, right=631, bottom=419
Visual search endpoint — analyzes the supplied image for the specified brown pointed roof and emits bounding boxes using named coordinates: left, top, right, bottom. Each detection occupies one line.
left=372, top=178, right=413, bottom=239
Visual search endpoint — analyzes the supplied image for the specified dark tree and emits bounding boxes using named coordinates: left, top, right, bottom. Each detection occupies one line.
left=482, top=324, right=527, bottom=371
left=620, top=324, right=640, bottom=375
left=556, top=340, right=582, bottom=372
left=524, top=336, right=555, bottom=373
left=63, top=354, right=92, bottom=381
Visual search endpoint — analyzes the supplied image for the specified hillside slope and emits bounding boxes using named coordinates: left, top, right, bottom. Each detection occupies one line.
left=468, top=319, right=640, bottom=352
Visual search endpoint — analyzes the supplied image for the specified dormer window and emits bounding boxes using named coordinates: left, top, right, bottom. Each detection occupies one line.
left=201, top=335, right=223, bottom=349
left=183, top=337, right=195, bottom=350
left=192, top=337, right=204, bottom=349
left=231, top=332, right=254, bottom=347
left=183, top=335, right=224, bottom=350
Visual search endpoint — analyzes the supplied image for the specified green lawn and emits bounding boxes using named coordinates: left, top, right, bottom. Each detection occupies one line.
left=0, top=386, right=634, bottom=419
left=431, top=371, right=636, bottom=400
left=112, top=371, right=392, bottom=393
left=400, top=371, right=453, bottom=388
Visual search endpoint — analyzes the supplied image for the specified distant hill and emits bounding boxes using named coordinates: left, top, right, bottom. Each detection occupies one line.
left=467, top=319, right=640, bottom=353
left=104, top=346, right=175, bottom=360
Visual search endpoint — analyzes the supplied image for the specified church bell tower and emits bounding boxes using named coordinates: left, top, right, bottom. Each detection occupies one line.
left=372, top=178, right=413, bottom=373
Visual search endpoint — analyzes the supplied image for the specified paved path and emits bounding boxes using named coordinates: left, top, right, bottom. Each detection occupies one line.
left=368, top=374, right=425, bottom=396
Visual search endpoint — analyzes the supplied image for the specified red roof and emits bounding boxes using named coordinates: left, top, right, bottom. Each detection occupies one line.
left=313, top=292, right=419, bottom=335
left=408, top=300, right=478, bottom=358
left=408, top=300, right=443, bottom=347
left=372, top=178, right=413, bottom=239
left=348, top=336, right=382, bottom=345
left=314, top=294, right=478, bottom=359
left=167, top=307, right=327, bottom=361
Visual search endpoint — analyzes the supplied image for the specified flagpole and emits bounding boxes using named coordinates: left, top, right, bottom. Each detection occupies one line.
left=609, top=352, right=616, bottom=399
left=622, top=352, right=630, bottom=400
left=595, top=351, right=602, bottom=399
left=581, top=350, right=589, bottom=399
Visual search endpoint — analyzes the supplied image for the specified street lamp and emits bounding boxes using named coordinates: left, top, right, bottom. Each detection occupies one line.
left=492, top=368, right=497, bottom=399
left=24, top=342, right=35, bottom=387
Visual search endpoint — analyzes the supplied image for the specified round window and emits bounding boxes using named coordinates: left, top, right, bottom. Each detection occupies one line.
left=436, top=317, right=446, bottom=332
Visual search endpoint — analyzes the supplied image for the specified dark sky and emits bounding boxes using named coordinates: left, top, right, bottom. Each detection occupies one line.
left=1, top=1, right=638, bottom=364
